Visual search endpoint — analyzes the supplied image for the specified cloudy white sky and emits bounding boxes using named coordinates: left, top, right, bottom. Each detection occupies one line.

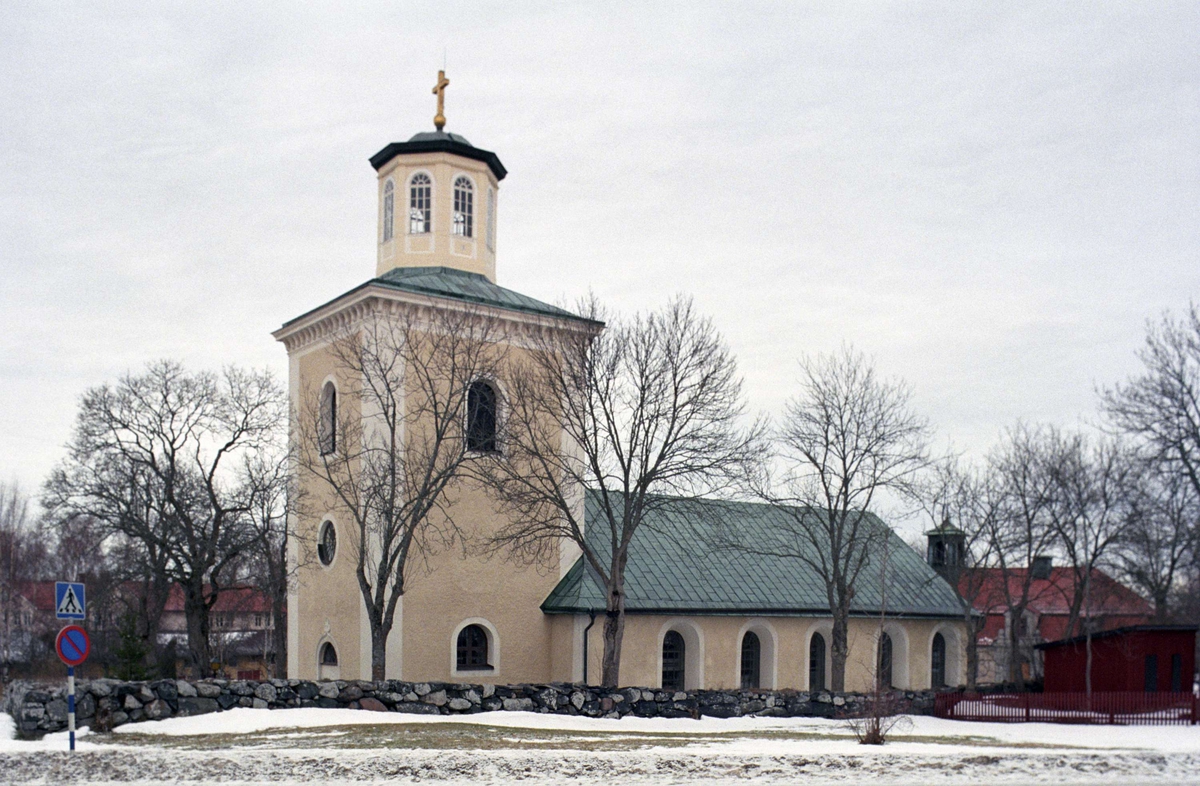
left=2, top=2, right=1198, bottom=500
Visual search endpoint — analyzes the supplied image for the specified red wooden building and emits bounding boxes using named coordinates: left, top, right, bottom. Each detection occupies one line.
left=1038, top=625, right=1197, bottom=693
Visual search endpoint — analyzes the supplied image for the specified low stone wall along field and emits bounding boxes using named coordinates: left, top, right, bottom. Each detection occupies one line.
left=3, top=678, right=937, bottom=738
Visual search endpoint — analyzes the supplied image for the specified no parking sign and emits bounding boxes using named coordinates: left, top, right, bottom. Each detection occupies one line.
left=56, top=625, right=90, bottom=667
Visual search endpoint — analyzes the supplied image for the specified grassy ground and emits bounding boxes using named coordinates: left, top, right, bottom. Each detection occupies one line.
left=103, top=721, right=1076, bottom=753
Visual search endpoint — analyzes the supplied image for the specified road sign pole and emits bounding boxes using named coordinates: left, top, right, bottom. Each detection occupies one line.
left=67, top=665, right=76, bottom=752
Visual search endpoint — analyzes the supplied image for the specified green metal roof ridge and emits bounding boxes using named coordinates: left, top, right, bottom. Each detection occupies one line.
left=278, top=267, right=602, bottom=331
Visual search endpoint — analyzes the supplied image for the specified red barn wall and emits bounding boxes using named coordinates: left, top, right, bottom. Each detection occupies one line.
left=1043, top=630, right=1195, bottom=692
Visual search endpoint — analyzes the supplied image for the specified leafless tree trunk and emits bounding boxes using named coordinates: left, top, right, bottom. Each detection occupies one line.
left=297, top=303, right=507, bottom=681
left=476, top=296, right=763, bottom=688
left=0, top=482, right=49, bottom=685
left=241, top=444, right=300, bottom=679
left=719, top=346, right=929, bottom=692
left=44, top=360, right=285, bottom=677
left=1043, top=429, right=1137, bottom=698
left=981, top=423, right=1060, bottom=686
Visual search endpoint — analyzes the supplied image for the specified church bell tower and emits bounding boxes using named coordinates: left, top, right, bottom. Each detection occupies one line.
left=369, top=71, right=507, bottom=282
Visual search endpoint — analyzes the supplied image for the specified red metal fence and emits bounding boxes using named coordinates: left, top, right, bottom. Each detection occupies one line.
left=934, top=691, right=1198, bottom=726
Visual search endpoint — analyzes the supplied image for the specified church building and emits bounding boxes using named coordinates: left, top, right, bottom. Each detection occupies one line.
left=274, top=76, right=968, bottom=693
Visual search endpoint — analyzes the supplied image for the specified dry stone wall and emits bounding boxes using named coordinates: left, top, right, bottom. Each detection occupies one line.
left=4, top=678, right=937, bottom=738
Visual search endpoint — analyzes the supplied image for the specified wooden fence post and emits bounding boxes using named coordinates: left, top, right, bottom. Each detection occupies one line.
left=1024, top=693, right=1030, bottom=723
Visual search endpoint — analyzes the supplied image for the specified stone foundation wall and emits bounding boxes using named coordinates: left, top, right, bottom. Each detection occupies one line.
left=3, top=678, right=937, bottom=738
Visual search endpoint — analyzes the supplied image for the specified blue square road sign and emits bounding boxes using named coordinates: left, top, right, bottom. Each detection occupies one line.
left=55, top=582, right=86, bottom=620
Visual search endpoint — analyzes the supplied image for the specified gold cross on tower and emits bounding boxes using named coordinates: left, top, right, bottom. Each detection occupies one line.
left=432, top=70, right=450, bottom=131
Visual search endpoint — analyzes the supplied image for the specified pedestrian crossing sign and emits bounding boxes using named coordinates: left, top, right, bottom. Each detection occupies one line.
left=55, top=582, right=86, bottom=620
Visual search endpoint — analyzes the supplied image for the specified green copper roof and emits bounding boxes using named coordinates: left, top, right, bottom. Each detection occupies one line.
left=280, top=267, right=601, bottom=330
left=542, top=490, right=965, bottom=619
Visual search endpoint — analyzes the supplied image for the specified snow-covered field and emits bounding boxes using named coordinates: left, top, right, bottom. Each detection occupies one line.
left=3, top=708, right=1199, bottom=784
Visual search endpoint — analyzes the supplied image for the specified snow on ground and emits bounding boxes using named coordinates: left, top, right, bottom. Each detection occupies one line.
left=3, top=708, right=1200, bottom=784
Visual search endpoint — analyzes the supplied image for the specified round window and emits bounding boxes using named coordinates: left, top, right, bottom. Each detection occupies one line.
left=318, top=521, right=337, bottom=566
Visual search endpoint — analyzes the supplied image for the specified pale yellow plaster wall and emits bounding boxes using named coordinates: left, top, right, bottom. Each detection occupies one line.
left=568, top=614, right=969, bottom=691
left=375, top=152, right=499, bottom=281
left=291, top=341, right=366, bottom=681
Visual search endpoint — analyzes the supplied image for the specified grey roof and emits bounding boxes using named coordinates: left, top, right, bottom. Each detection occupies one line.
left=280, top=266, right=602, bottom=330
left=370, top=132, right=506, bottom=180
left=542, top=490, right=966, bottom=619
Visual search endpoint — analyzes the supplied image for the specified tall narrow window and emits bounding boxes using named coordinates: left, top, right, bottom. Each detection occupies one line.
left=809, top=633, right=826, bottom=690
left=878, top=633, right=893, bottom=689
left=456, top=624, right=490, bottom=669
left=453, top=176, right=473, bottom=237
left=931, top=633, right=946, bottom=688
left=382, top=180, right=395, bottom=241
left=1171, top=653, right=1183, bottom=692
left=1144, top=654, right=1159, bottom=692
left=319, top=381, right=337, bottom=455
left=466, top=380, right=498, bottom=452
left=486, top=188, right=495, bottom=250
left=740, top=632, right=761, bottom=689
left=409, top=173, right=431, bottom=234
left=662, top=630, right=685, bottom=691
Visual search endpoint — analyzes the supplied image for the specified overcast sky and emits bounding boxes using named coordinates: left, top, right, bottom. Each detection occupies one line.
left=2, top=3, right=1198, bottom=511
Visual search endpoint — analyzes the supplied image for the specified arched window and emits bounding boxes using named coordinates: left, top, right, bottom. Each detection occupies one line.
left=409, top=173, right=431, bottom=234
left=809, top=633, right=826, bottom=690
left=740, top=631, right=761, bottom=689
left=453, top=176, right=473, bottom=238
left=320, top=642, right=338, bottom=666
left=382, top=180, right=395, bottom=242
left=662, top=630, right=685, bottom=691
left=318, top=521, right=337, bottom=566
left=931, top=632, right=946, bottom=688
left=319, top=381, right=337, bottom=455
left=878, top=633, right=894, bottom=689
left=466, top=380, right=498, bottom=453
left=456, top=624, right=490, bottom=669
left=486, top=188, right=495, bottom=250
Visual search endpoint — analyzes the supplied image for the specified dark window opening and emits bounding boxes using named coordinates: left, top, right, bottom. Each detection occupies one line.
left=457, top=624, right=491, bottom=670
left=318, top=521, right=337, bottom=566
left=320, top=642, right=338, bottom=666
left=662, top=630, right=685, bottom=691
left=931, top=633, right=946, bottom=688
left=1144, top=654, right=1159, bottom=692
left=466, top=380, right=498, bottom=452
left=320, top=382, right=337, bottom=455
left=740, top=632, right=761, bottom=689
left=809, top=633, right=826, bottom=691
left=1171, top=653, right=1183, bottom=692
left=878, top=633, right=893, bottom=690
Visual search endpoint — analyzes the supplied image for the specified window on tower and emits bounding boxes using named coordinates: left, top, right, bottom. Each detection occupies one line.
left=486, top=188, right=495, bottom=250
left=453, top=176, right=474, bottom=238
left=409, top=173, right=431, bottom=234
left=382, top=180, right=395, bottom=242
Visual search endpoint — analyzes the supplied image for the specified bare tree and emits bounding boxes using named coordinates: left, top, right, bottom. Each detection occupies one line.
left=45, top=360, right=285, bottom=676
left=980, top=423, right=1061, bottom=686
left=1118, top=459, right=1198, bottom=620
left=720, top=346, right=930, bottom=692
left=915, top=457, right=996, bottom=690
left=240, top=444, right=298, bottom=679
left=297, top=302, right=508, bottom=680
left=1043, top=429, right=1137, bottom=696
left=1104, top=304, right=1200, bottom=500
left=476, top=296, right=763, bottom=688
left=0, top=481, right=49, bottom=684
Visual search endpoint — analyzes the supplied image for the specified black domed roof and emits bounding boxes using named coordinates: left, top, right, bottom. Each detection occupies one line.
left=370, top=130, right=506, bottom=181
